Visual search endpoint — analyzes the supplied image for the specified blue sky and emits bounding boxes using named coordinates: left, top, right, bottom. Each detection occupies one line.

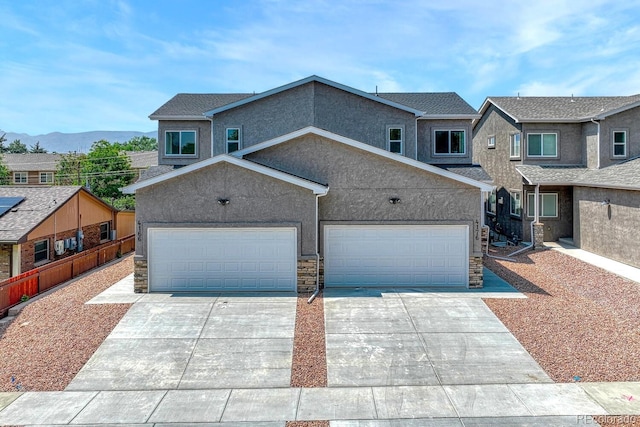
left=2, top=0, right=640, bottom=135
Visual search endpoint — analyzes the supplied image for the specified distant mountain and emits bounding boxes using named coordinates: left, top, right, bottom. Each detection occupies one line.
left=0, top=130, right=157, bottom=153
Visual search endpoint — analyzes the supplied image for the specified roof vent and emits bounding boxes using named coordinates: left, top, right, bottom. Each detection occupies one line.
left=571, top=94, right=575, bottom=102
left=516, top=92, right=520, bottom=100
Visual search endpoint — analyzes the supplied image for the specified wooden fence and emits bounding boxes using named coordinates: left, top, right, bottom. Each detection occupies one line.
left=0, top=235, right=135, bottom=317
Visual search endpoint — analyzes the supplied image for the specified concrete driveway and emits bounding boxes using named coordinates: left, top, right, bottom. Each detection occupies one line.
left=67, top=292, right=298, bottom=390
left=1, top=271, right=626, bottom=424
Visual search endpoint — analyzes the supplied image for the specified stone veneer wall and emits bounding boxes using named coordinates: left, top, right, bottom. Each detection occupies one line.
left=134, top=257, right=148, bottom=293
left=533, top=222, right=545, bottom=248
left=296, top=257, right=324, bottom=293
left=469, top=256, right=483, bottom=289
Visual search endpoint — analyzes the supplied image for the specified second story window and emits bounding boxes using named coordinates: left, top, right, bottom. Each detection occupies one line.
left=226, top=128, right=241, bottom=153
left=165, top=130, right=196, bottom=156
left=40, top=172, right=54, bottom=184
left=613, top=130, right=627, bottom=157
left=387, top=126, right=403, bottom=154
left=527, top=133, right=557, bottom=157
left=487, top=135, right=495, bottom=148
left=14, top=172, right=27, bottom=184
left=434, top=130, right=466, bottom=155
left=510, top=133, right=521, bottom=158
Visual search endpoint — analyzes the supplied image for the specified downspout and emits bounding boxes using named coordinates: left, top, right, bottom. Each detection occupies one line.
left=590, top=118, right=600, bottom=169
left=209, top=115, right=214, bottom=158
left=308, top=190, right=328, bottom=304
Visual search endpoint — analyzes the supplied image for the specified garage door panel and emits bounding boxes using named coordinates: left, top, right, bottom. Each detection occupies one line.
left=324, top=225, right=468, bottom=287
left=149, top=228, right=296, bottom=292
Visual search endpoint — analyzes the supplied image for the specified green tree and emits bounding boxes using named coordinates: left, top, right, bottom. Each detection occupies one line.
left=0, top=155, right=9, bottom=184
left=118, top=136, right=157, bottom=151
left=0, top=133, right=7, bottom=154
left=29, top=141, right=48, bottom=153
left=8, top=139, right=28, bottom=153
left=84, top=140, right=136, bottom=199
left=55, top=152, right=87, bottom=185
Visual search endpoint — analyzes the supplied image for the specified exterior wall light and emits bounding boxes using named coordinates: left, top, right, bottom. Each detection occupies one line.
left=217, top=198, right=230, bottom=205
left=389, top=197, right=401, bottom=204
left=600, top=199, right=610, bottom=206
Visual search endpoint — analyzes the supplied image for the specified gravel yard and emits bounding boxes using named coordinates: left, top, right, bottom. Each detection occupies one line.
left=291, top=292, right=328, bottom=388
left=484, top=247, right=640, bottom=383
left=0, top=256, right=133, bottom=392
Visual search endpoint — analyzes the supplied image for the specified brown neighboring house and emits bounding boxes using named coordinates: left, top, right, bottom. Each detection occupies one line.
left=0, top=186, right=129, bottom=279
left=3, top=152, right=158, bottom=185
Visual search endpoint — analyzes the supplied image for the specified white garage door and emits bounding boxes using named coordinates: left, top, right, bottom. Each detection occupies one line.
left=324, top=225, right=468, bottom=287
left=148, top=227, right=297, bottom=292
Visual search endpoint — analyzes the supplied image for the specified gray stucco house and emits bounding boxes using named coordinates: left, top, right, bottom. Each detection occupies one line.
left=124, top=76, right=493, bottom=293
left=473, top=95, right=640, bottom=268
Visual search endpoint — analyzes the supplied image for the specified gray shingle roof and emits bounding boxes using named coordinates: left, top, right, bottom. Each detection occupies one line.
left=376, top=92, right=478, bottom=116
left=0, top=186, right=81, bottom=242
left=435, top=164, right=493, bottom=183
left=150, top=93, right=254, bottom=118
left=517, top=158, right=640, bottom=190
left=487, top=95, right=640, bottom=122
left=2, top=153, right=62, bottom=171
left=126, top=151, right=158, bottom=169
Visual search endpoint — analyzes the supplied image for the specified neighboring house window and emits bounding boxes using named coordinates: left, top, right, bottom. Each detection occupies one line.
left=100, top=222, right=111, bottom=241
left=226, top=128, right=241, bottom=153
left=387, top=126, right=403, bottom=154
left=165, top=130, right=196, bottom=156
left=34, top=239, right=49, bottom=264
left=434, top=130, right=466, bottom=155
left=487, top=189, right=497, bottom=214
left=527, top=133, right=557, bottom=157
left=487, top=135, right=495, bottom=148
left=40, top=172, right=54, bottom=184
left=13, top=172, right=27, bottom=184
left=510, top=191, right=521, bottom=217
left=613, top=130, right=627, bottom=157
left=510, top=133, right=521, bottom=158
left=527, top=193, right=558, bottom=218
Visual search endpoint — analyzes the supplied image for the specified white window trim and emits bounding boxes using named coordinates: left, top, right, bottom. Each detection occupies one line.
left=39, top=172, right=54, bottom=184
left=13, top=172, right=28, bottom=184
left=226, top=127, right=242, bottom=153
left=387, top=125, right=404, bottom=154
left=34, top=239, right=49, bottom=264
left=433, top=129, right=467, bottom=156
left=526, top=132, right=558, bottom=158
left=509, top=191, right=522, bottom=217
left=164, top=130, right=198, bottom=157
left=612, top=130, right=627, bottom=158
left=487, top=135, right=495, bottom=148
left=527, top=192, right=559, bottom=218
left=510, top=133, right=521, bottom=159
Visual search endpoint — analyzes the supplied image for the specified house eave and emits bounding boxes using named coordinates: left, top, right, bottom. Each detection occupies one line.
left=419, top=114, right=481, bottom=120
left=149, top=115, right=209, bottom=121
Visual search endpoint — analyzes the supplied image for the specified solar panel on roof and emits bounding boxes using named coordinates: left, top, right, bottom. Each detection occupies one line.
left=0, top=196, right=25, bottom=217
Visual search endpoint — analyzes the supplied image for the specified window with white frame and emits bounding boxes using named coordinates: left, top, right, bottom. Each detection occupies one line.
left=527, top=193, right=558, bottom=217
left=34, top=239, right=49, bottom=263
left=613, top=130, right=627, bottom=157
left=510, top=133, right=521, bottom=158
left=165, top=130, right=196, bottom=156
left=487, top=189, right=497, bottom=214
left=39, top=172, right=53, bottom=184
left=100, top=222, right=111, bottom=241
left=434, top=130, right=466, bottom=154
left=387, top=126, right=403, bottom=154
left=13, top=172, right=28, bottom=184
left=510, top=191, right=521, bottom=216
left=527, top=133, right=557, bottom=157
left=487, top=135, right=495, bottom=148
left=226, top=128, right=241, bottom=153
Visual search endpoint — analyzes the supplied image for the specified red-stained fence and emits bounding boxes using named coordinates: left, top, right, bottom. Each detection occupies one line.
left=0, top=235, right=135, bottom=317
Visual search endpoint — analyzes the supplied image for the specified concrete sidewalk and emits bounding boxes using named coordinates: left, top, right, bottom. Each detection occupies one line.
left=0, top=382, right=639, bottom=425
left=547, top=241, right=640, bottom=284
